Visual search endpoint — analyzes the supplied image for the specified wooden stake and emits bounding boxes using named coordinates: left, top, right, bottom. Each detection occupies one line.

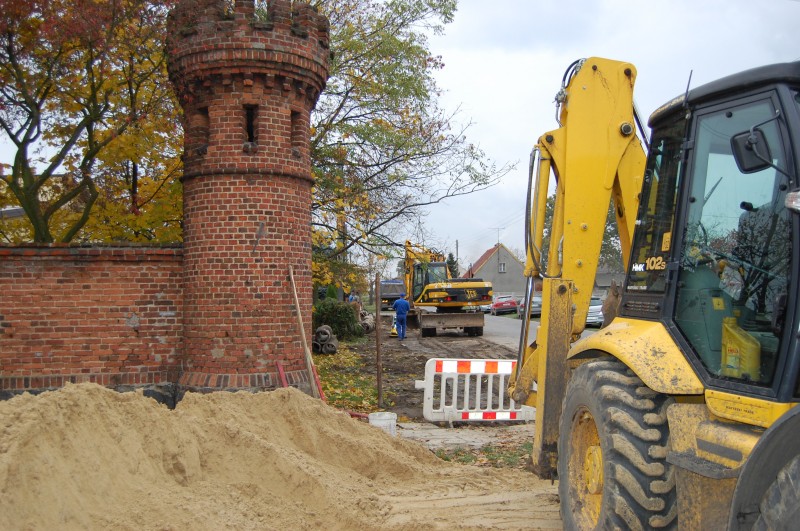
left=375, top=273, right=383, bottom=407
left=288, top=265, right=320, bottom=399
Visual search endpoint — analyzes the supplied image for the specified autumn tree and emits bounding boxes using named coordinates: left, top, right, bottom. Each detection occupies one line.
left=309, top=0, right=509, bottom=287
left=0, top=0, right=180, bottom=243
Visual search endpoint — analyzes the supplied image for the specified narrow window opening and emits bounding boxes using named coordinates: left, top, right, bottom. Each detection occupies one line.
left=245, top=105, right=257, bottom=143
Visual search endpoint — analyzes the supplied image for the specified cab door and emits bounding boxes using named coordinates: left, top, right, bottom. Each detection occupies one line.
left=671, top=91, right=796, bottom=401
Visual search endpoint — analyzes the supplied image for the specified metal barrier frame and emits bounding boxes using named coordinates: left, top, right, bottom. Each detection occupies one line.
left=414, top=358, right=535, bottom=422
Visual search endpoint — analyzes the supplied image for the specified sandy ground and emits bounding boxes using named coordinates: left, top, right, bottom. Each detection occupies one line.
left=0, top=384, right=561, bottom=530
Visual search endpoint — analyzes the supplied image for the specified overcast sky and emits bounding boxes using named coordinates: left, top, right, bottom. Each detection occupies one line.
left=420, top=0, right=800, bottom=268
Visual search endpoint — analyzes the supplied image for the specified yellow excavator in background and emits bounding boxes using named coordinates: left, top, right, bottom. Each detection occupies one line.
left=403, top=240, right=492, bottom=337
left=509, top=57, right=800, bottom=529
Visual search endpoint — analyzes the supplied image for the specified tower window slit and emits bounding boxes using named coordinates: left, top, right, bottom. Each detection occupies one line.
left=245, top=105, right=257, bottom=144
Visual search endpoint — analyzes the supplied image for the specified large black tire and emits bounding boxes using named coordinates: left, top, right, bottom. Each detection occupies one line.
left=465, top=326, right=481, bottom=337
left=753, top=454, right=800, bottom=531
left=558, top=359, right=676, bottom=530
left=420, top=327, right=436, bottom=338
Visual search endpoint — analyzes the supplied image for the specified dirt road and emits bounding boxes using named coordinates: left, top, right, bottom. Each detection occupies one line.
left=350, top=315, right=519, bottom=420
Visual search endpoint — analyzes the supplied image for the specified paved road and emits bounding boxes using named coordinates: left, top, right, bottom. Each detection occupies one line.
left=483, top=312, right=598, bottom=351
left=378, top=309, right=596, bottom=352
left=482, top=313, right=533, bottom=352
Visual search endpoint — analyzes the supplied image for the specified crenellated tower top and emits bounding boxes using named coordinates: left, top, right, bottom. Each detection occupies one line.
left=166, top=0, right=330, bottom=179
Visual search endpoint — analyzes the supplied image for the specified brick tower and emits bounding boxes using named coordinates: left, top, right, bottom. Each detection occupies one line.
left=166, top=0, right=329, bottom=392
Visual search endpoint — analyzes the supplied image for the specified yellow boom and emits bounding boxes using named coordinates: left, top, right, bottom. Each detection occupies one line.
left=508, top=58, right=647, bottom=473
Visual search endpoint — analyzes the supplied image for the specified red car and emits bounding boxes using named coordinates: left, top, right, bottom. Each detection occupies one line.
left=490, top=295, right=518, bottom=315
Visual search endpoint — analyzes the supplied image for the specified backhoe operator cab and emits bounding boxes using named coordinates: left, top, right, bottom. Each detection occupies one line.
left=518, top=59, right=800, bottom=530
left=615, top=62, right=800, bottom=531
left=626, top=64, right=798, bottom=394
left=410, top=260, right=449, bottom=302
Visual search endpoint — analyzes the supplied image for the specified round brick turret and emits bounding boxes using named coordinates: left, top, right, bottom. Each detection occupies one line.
left=166, top=0, right=329, bottom=393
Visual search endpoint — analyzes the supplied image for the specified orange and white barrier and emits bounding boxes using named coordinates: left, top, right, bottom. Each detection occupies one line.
left=414, top=358, right=535, bottom=423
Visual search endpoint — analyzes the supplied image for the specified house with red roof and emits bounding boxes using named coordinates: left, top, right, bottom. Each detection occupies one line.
left=464, top=243, right=529, bottom=298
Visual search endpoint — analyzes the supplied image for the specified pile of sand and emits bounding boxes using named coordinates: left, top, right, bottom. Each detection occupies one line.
left=0, top=384, right=560, bottom=530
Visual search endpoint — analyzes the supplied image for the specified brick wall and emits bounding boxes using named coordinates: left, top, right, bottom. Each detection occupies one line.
left=0, top=247, right=183, bottom=396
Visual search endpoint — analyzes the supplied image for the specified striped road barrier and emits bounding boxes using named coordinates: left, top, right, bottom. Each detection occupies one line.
left=414, top=358, right=535, bottom=423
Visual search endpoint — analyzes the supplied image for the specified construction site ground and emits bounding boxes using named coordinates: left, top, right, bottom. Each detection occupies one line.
left=339, top=313, right=563, bottom=529
left=1, top=313, right=563, bottom=530
left=351, top=313, right=521, bottom=422
left=344, top=313, right=540, bottom=452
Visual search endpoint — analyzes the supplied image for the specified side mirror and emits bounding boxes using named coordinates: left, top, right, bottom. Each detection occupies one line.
left=731, top=128, right=773, bottom=174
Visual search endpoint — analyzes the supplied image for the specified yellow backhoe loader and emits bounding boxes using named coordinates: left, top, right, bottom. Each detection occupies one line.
left=509, top=57, right=800, bottom=529
left=403, top=241, right=492, bottom=337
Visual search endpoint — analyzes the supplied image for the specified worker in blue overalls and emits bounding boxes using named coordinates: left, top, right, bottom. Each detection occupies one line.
left=391, top=293, right=410, bottom=340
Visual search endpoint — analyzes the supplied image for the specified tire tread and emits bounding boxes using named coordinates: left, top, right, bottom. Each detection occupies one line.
left=559, top=359, right=676, bottom=530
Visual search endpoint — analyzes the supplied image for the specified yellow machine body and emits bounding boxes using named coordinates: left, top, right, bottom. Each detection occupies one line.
left=402, top=241, right=492, bottom=336
left=510, top=56, right=800, bottom=529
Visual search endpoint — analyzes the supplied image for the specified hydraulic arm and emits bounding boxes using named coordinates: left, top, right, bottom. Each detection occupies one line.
left=508, top=58, right=647, bottom=474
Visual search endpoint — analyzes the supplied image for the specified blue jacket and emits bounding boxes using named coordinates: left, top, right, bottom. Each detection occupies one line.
left=391, top=298, right=410, bottom=316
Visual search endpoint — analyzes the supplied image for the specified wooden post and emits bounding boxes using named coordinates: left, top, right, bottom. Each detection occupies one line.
left=288, top=265, right=320, bottom=399
left=375, top=273, right=383, bottom=407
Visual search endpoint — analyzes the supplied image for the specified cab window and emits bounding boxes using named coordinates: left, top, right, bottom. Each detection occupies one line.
left=674, top=97, right=792, bottom=387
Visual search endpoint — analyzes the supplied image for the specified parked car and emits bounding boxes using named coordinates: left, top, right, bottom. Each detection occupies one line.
left=517, top=295, right=543, bottom=318
left=586, top=296, right=604, bottom=327
left=479, top=302, right=491, bottom=313
left=490, top=295, right=518, bottom=316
